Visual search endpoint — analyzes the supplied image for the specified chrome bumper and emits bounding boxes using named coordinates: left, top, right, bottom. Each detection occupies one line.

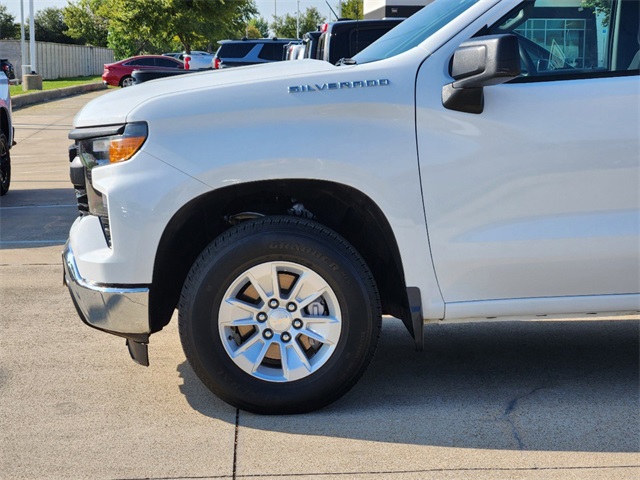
left=63, top=243, right=151, bottom=336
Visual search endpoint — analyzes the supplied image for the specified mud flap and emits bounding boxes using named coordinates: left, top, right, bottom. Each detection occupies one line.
left=126, top=339, right=149, bottom=366
left=404, top=287, right=424, bottom=352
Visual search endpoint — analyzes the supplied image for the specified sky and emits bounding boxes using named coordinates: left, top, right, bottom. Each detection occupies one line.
left=2, top=0, right=342, bottom=23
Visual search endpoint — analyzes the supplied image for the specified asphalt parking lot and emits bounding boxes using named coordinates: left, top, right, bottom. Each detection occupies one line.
left=0, top=91, right=639, bottom=480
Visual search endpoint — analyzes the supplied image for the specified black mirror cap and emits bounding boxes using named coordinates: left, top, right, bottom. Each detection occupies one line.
left=451, top=34, right=521, bottom=89
left=443, top=34, right=521, bottom=114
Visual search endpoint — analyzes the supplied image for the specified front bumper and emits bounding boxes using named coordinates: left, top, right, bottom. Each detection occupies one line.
left=63, top=243, right=151, bottom=338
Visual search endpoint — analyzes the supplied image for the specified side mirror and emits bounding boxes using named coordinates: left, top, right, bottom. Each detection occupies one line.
left=442, top=34, right=521, bottom=114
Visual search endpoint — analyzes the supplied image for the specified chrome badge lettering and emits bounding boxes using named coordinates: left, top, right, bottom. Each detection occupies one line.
left=288, top=79, right=390, bottom=93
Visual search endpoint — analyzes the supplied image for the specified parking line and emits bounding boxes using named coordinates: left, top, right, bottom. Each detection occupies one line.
left=0, top=204, right=76, bottom=210
left=0, top=240, right=67, bottom=245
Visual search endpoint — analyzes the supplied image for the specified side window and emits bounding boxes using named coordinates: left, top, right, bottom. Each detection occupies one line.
left=257, top=43, right=286, bottom=60
left=127, top=57, right=155, bottom=67
left=217, top=43, right=254, bottom=59
left=489, top=0, right=639, bottom=79
left=155, top=58, right=181, bottom=68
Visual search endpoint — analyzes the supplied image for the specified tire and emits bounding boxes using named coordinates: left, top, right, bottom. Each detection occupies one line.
left=119, top=75, right=134, bottom=87
left=178, top=216, right=381, bottom=414
left=0, top=133, right=10, bottom=196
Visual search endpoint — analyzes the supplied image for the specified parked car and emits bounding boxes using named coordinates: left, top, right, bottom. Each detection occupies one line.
left=132, top=68, right=196, bottom=85
left=302, top=31, right=322, bottom=60
left=0, top=59, right=15, bottom=81
left=213, top=38, right=295, bottom=69
left=66, top=0, right=639, bottom=415
left=182, top=52, right=215, bottom=71
left=315, top=18, right=404, bottom=64
left=163, top=51, right=211, bottom=60
left=0, top=71, right=13, bottom=195
left=284, top=42, right=304, bottom=60
left=102, top=55, right=184, bottom=87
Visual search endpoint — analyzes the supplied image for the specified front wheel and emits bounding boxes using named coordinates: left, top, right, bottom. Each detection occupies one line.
left=0, top=133, right=11, bottom=196
left=178, top=217, right=381, bottom=414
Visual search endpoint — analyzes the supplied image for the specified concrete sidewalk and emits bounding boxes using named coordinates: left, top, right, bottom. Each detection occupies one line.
left=1, top=92, right=638, bottom=480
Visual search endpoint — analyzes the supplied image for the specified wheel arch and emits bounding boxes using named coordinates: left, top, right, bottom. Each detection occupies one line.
left=150, top=179, right=414, bottom=339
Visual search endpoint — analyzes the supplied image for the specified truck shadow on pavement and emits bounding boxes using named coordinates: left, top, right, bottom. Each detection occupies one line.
left=177, top=318, right=640, bottom=453
left=0, top=188, right=77, bottom=249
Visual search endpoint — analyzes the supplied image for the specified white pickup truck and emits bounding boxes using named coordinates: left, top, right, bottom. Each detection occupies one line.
left=64, top=0, right=639, bottom=414
left=0, top=71, right=12, bottom=195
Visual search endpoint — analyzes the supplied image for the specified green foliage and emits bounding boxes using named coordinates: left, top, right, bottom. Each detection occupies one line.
left=581, top=0, right=612, bottom=26
left=63, top=0, right=256, bottom=58
left=270, top=6, right=325, bottom=39
left=340, top=0, right=363, bottom=20
left=34, top=7, right=82, bottom=44
left=245, top=24, right=263, bottom=39
left=0, top=5, right=19, bottom=39
left=63, top=0, right=109, bottom=47
left=247, top=17, right=270, bottom=38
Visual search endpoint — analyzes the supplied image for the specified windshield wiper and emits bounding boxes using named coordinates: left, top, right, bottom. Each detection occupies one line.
left=336, top=58, right=357, bottom=66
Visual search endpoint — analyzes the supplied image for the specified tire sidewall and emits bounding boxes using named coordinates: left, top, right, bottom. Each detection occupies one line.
left=180, top=219, right=379, bottom=413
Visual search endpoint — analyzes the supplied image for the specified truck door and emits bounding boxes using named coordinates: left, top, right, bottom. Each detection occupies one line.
left=416, top=0, right=639, bottom=310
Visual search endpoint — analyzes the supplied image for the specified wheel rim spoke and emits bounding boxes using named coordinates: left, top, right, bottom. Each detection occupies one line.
left=297, top=286, right=329, bottom=310
left=279, top=343, right=291, bottom=380
left=231, top=332, right=262, bottom=358
left=224, top=298, right=261, bottom=314
left=290, top=341, right=312, bottom=372
left=246, top=271, right=270, bottom=305
left=300, top=326, right=339, bottom=346
left=250, top=340, right=272, bottom=374
left=219, top=316, right=258, bottom=327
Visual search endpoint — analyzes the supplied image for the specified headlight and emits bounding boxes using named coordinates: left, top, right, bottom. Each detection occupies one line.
left=68, top=122, right=148, bottom=247
left=76, top=122, right=148, bottom=169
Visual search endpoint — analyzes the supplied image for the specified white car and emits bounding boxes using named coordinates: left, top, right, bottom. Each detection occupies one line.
left=65, top=0, right=639, bottom=414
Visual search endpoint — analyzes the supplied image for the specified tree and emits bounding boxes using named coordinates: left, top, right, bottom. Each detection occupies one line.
left=101, top=0, right=257, bottom=58
left=0, top=5, right=19, bottom=39
left=63, top=0, right=109, bottom=47
left=246, top=17, right=269, bottom=38
left=34, top=7, right=81, bottom=44
left=271, top=6, right=325, bottom=39
left=340, top=0, right=363, bottom=20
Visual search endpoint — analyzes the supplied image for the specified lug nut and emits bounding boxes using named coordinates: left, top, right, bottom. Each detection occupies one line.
left=268, top=299, right=279, bottom=309
left=286, top=302, right=297, bottom=312
left=281, top=332, right=292, bottom=342
left=263, top=329, right=274, bottom=339
left=257, top=312, right=267, bottom=322
left=292, top=319, right=303, bottom=329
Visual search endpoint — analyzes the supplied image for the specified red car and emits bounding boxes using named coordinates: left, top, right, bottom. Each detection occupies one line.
left=102, top=55, right=184, bottom=87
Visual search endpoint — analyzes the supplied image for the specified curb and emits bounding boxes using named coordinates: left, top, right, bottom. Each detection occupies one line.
left=12, top=83, right=108, bottom=110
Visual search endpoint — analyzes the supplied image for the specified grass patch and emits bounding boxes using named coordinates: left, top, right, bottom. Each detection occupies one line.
left=10, top=75, right=103, bottom=97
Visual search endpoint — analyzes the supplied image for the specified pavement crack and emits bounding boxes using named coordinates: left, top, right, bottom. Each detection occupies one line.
left=232, top=408, right=240, bottom=480
left=503, top=385, right=548, bottom=451
left=231, top=465, right=640, bottom=478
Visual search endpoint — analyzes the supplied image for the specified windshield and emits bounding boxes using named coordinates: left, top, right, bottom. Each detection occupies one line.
left=352, top=0, right=482, bottom=64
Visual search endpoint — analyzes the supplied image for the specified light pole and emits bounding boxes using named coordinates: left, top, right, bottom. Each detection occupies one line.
left=29, top=0, right=36, bottom=74
left=20, top=0, right=26, bottom=77
left=296, top=0, right=300, bottom=39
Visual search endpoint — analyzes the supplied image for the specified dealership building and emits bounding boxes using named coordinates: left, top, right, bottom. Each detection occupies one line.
left=363, top=0, right=432, bottom=19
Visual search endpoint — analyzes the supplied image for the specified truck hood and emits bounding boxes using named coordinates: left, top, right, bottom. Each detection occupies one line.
left=74, top=60, right=338, bottom=128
